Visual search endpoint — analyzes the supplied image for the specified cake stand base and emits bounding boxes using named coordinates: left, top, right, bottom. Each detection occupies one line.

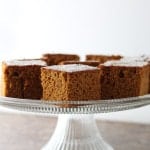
left=42, top=114, right=113, bottom=150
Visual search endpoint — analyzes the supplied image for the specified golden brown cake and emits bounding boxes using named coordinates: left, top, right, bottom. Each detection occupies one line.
left=42, top=53, right=80, bottom=65
left=98, top=60, right=149, bottom=99
left=59, top=60, right=100, bottom=67
left=142, top=56, right=150, bottom=93
left=41, top=64, right=101, bottom=101
left=86, top=54, right=122, bottom=63
left=122, top=56, right=150, bottom=93
left=2, top=59, right=46, bottom=99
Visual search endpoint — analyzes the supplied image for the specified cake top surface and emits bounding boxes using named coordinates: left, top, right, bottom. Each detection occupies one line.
left=44, top=64, right=99, bottom=72
left=4, top=59, right=47, bottom=66
left=140, top=55, right=150, bottom=62
left=86, top=54, right=122, bottom=57
left=121, top=56, right=150, bottom=62
left=42, top=53, right=78, bottom=56
left=102, top=59, right=148, bottom=67
left=61, top=60, right=100, bottom=63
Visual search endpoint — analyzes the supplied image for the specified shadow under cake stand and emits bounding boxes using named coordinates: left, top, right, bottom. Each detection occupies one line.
left=0, top=95, right=150, bottom=150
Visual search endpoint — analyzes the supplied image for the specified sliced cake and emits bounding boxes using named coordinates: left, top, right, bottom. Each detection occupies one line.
left=42, top=53, right=80, bottom=65
left=2, top=59, right=47, bottom=99
left=41, top=64, right=101, bottom=101
left=59, top=60, right=100, bottom=67
left=86, top=54, right=122, bottom=63
left=98, top=60, right=149, bottom=99
left=122, top=56, right=150, bottom=93
left=145, top=56, right=150, bottom=93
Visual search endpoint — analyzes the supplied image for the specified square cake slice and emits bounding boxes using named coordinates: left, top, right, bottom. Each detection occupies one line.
left=98, top=60, right=149, bottom=99
left=122, top=56, right=150, bottom=93
left=41, top=64, right=101, bottom=101
left=59, top=60, right=100, bottom=67
left=142, top=55, right=150, bottom=93
left=42, top=53, right=80, bottom=65
left=86, top=54, right=122, bottom=63
left=2, top=59, right=47, bottom=99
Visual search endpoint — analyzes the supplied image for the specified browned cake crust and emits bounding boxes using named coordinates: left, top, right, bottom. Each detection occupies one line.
left=59, top=61, right=100, bottom=67
left=42, top=53, right=80, bottom=65
left=2, top=59, right=46, bottom=99
left=141, top=56, right=150, bottom=93
left=41, top=64, right=101, bottom=101
left=143, top=57, right=150, bottom=93
left=149, top=64, right=150, bottom=93
left=147, top=62, right=150, bottom=93
left=122, top=55, right=150, bottom=94
left=98, top=62, right=149, bottom=99
left=86, top=54, right=122, bottom=63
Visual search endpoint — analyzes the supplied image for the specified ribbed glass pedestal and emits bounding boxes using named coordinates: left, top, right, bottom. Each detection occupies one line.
left=0, top=95, right=149, bottom=150
left=42, top=114, right=113, bottom=150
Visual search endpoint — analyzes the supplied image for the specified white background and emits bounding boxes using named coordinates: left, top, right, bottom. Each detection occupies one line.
left=0, top=0, right=150, bottom=124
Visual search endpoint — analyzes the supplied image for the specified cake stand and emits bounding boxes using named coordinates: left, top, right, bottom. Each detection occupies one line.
left=0, top=95, right=150, bottom=150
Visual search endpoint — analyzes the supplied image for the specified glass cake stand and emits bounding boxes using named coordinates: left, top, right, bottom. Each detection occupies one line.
left=0, top=95, right=150, bottom=150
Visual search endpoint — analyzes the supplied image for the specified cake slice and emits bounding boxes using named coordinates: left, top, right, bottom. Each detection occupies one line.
left=59, top=60, right=100, bottom=67
left=86, top=54, right=122, bottom=63
left=122, top=56, right=150, bottom=93
left=98, top=60, right=149, bottom=99
left=42, top=53, right=80, bottom=65
left=141, top=55, right=150, bottom=93
left=2, top=59, right=47, bottom=99
left=41, top=64, right=101, bottom=101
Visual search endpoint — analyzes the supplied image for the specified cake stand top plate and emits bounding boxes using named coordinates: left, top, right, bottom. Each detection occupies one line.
left=0, top=95, right=150, bottom=114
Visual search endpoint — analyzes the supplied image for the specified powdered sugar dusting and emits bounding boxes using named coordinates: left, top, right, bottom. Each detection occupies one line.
left=103, top=59, right=148, bottom=67
left=44, top=64, right=99, bottom=72
left=121, top=56, right=149, bottom=62
left=121, top=57, right=146, bottom=62
left=141, top=55, right=150, bottom=62
left=4, top=59, right=47, bottom=66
